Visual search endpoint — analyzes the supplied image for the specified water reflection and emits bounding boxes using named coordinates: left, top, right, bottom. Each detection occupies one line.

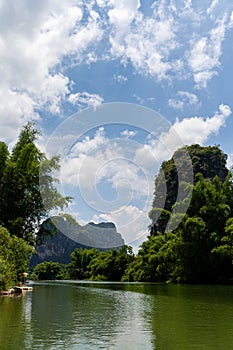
left=149, top=284, right=233, bottom=350
left=1, top=282, right=233, bottom=349
left=0, top=293, right=31, bottom=350
left=29, top=282, right=154, bottom=349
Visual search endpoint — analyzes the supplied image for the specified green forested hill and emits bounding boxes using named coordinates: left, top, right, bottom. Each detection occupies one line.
left=122, top=144, right=233, bottom=284
left=150, top=144, right=228, bottom=235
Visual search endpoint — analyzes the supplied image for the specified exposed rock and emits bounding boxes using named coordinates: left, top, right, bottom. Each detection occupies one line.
left=30, top=217, right=124, bottom=266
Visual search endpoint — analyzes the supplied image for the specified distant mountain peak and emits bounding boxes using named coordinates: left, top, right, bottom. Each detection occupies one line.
left=30, top=217, right=124, bottom=266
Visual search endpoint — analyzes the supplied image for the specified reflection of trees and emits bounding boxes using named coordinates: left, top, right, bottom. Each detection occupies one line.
left=29, top=282, right=154, bottom=349
left=150, top=284, right=233, bottom=350
left=0, top=295, right=28, bottom=350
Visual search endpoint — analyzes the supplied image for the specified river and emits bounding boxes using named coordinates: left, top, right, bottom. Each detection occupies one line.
left=1, top=281, right=233, bottom=349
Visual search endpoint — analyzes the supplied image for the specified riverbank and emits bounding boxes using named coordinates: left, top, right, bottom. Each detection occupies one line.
left=0, top=285, right=33, bottom=296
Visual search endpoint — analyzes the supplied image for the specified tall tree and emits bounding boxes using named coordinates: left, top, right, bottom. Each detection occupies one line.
left=0, top=122, right=71, bottom=245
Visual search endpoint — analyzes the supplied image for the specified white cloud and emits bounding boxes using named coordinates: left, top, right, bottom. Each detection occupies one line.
left=120, top=130, right=137, bottom=138
left=104, top=1, right=233, bottom=86
left=207, top=0, right=219, bottom=15
left=0, top=88, right=39, bottom=143
left=168, top=99, right=184, bottom=110
left=168, top=91, right=200, bottom=110
left=0, top=0, right=103, bottom=143
left=170, top=104, right=231, bottom=146
left=108, top=0, right=141, bottom=56
left=68, top=92, right=104, bottom=110
left=96, top=204, right=150, bottom=245
left=188, top=16, right=228, bottom=88
left=135, top=104, right=231, bottom=166
left=61, top=128, right=151, bottom=198
left=123, top=14, right=178, bottom=80
left=227, top=154, right=233, bottom=169
left=113, top=74, right=128, bottom=83
left=178, top=91, right=199, bottom=105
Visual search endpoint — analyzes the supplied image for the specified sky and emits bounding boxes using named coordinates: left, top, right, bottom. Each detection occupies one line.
left=1, top=0, right=233, bottom=250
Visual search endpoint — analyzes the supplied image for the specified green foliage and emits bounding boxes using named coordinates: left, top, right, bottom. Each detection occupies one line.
left=59, top=213, right=80, bottom=226
left=0, top=122, right=71, bottom=245
left=31, top=245, right=135, bottom=282
left=89, top=245, right=134, bottom=281
left=123, top=235, right=166, bottom=281
left=126, top=145, right=233, bottom=284
left=0, top=226, right=33, bottom=290
left=140, top=173, right=233, bottom=283
left=150, top=144, right=228, bottom=234
left=0, top=257, right=15, bottom=291
left=67, top=248, right=100, bottom=280
left=32, top=261, right=67, bottom=280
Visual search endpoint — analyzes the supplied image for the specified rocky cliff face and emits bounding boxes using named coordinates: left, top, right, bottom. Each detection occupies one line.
left=30, top=217, right=124, bottom=266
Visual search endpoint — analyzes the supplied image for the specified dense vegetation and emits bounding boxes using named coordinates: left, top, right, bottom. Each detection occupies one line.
left=0, top=226, right=33, bottom=290
left=0, top=123, right=70, bottom=290
left=150, top=145, right=228, bottom=235
left=31, top=245, right=134, bottom=281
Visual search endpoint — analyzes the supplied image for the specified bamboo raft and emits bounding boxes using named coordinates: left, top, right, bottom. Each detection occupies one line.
left=1, top=286, right=33, bottom=295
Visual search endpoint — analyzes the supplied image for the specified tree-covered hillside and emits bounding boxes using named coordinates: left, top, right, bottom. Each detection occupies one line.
left=122, top=144, right=233, bottom=284
left=149, top=144, right=228, bottom=235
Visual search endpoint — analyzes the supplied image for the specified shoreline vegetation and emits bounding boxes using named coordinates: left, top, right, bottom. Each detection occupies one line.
left=1, top=124, right=233, bottom=293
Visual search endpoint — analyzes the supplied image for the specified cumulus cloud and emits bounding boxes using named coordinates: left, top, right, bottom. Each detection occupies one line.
left=187, top=16, right=229, bottom=89
left=0, top=88, right=39, bottom=142
left=68, top=92, right=104, bottom=110
left=135, top=104, right=231, bottom=167
left=113, top=74, right=128, bottom=83
left=168, top=91, right=200, bottom=110
left=108, top=0, right=141, bottom=56
left=105, top=0, right=233, bottom=85
left=172, top=103, right=231, bottom=145
left=227, top=153, right=233, bottom=169
left=61, top=127, right=151, bottom=199
left=96, top=204, right=150, bottom=245
left=0, top=0, right=103, bottom=142
left=1, top=0, right=233, bottom=146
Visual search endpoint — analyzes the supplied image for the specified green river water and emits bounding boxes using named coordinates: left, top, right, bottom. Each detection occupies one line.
left=0, top=281, right=233, bottom=349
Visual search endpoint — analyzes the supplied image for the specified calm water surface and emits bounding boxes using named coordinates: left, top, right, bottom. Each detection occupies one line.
left=1, top=281, right=233, bottom=349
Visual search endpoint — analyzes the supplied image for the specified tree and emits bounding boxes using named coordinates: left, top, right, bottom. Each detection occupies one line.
left=32, top=261, right=66, bottom=280
left=89, top=245, right=134, bottom=281
left=0, top=122, right=71, bottom=245
left=67, top=248, right=100, bottom=280
left=122, top=235, right=166, bottom=282
left=122, top=145, right=233, bottom=284
left=150, top=144, right=228, bottom=235
left=0, top=226, right=33, bottom=290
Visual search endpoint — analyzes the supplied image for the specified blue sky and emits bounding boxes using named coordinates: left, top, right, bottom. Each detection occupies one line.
left=1, top=0, right=233, bottom=249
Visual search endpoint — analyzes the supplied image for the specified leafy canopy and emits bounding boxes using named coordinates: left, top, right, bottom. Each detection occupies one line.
left=0, top=122, right=71, bottom=245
